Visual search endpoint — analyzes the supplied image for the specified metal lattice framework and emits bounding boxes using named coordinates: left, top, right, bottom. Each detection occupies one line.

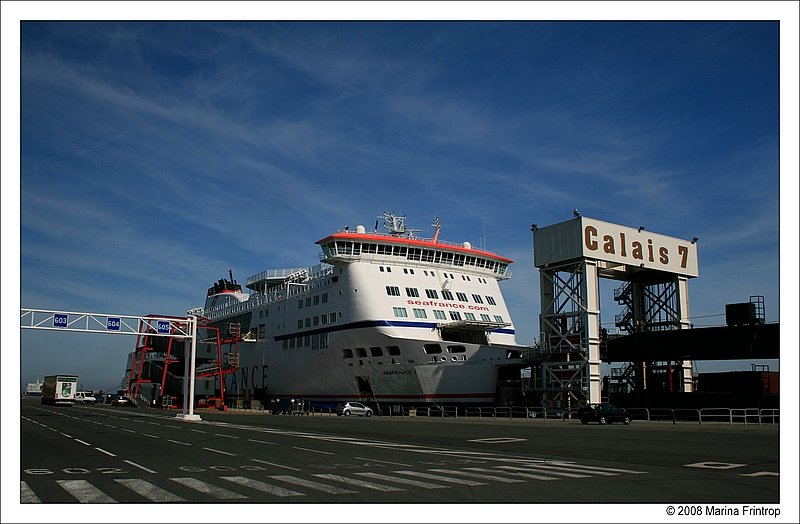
left=21, top=308, right=202, bottom=421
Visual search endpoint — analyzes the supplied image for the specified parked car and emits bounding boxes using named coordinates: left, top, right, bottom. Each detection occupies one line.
left=111, top=396, right=136, bottom=407
left=335, top=401, right=373, bottom=417
left=75, top=391, right=97, bottom=404
left=578, top=403, right=631, bottom=425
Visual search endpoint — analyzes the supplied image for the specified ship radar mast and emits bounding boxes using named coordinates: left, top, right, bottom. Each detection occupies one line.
left=380, top=212, right=421, bottom=237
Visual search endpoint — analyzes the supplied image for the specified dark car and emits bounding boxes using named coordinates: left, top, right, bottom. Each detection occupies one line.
left=578, top=403, right=631, bottom=425
left=111, top=396, right=136, bottom=407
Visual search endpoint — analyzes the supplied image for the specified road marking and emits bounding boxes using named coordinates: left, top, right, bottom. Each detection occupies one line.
left=525, top=464, right=620, bottom=476
left=167, top=439, right=192, bottom=446
left=202, top=447, right=236, bottom=456
left=95, top=447, right=117, bottom=457
left=250, top=458, right=300, bottom=471
left=73, top=438, right=91, bottom=446
left=120, top=428, right=136, bottom=433
left=479, top=468, right=560, bottom=481
left=496, top=465, right=589, bottom=478
left=221, top=476, right=305, bottom=497
left=115, top=479, right=185, bottom=502
left=354, top=456, right=414, bottom=467
left=215, top=433, right=239, bottom=439
left=355, top=472, right=450, bottom=489
left=170, top=477, right=248, bottom=499
left=293, top=446, right=335, bottom=455
left=432, top=468, right=525, bottom=483
left=21, top=481, right=42, bottom=503
left=468, top=437, right=527, bottom=443
left=740, top=471, right=779, bottom=477
left=248, top=438, right=277, bottom=445
left=142, top=433, right=160, bottom=439
left=188, top=428, right=206, bottom=433
left=57, top=479, right=117, bottom=503
left=313, top=474, right=406, bottom=492
left=549, top=461, right=647, bottom=474
left=685, top=462, right=746, bottom=470
left=59, top=432, right=72, bottom=438
left=270, top=475, right=358, bottom=494
left=123, top=460, right=157, bottom=474
left=391, top=470, right=486, bottom=486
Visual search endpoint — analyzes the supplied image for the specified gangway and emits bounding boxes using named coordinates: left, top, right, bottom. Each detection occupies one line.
left=21, top=308, right=204, bottom=422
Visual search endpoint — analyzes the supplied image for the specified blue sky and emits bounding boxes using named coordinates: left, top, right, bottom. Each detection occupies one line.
left=6, top=15, right=794, bottom=393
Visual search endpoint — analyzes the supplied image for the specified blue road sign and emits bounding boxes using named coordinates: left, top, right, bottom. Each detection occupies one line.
left=53, top=313, right=68, bottom=328
left=157, top=320, right=171, bottom=334
left=107, top=317, right=121, bottom=331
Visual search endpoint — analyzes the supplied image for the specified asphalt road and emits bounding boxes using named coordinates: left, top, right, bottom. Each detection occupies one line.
left=19, top=397, right=779, bottom=507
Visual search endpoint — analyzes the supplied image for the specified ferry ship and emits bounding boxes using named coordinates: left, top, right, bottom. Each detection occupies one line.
left=130, top=214, right=526, bottom=407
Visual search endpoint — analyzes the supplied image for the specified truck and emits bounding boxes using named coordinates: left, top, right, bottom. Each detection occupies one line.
left=41, top=375, right=78, bottom=406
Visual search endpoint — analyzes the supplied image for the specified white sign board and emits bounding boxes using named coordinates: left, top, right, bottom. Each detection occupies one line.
left=534, top=217, right=699, bottom=277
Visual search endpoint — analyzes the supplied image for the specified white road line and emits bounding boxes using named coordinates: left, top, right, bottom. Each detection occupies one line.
left=391, top=470, right=486, bottom=486
left=250, top=458, right=300, bottom=471
left=95, top=447, right=117, bottom=457
left=20, top=481, right=42, bottom=503
left=202, top=446, right=236, bottom=456
left=221, top=476, right=305, bottom=497
left=293, top=446, right=335, bottom=455
left=270, top=475, right=357, bottom=494
left=215, top=433, right=239, bottom=439
left=519, top=463, right=619, bottom=476
left=73, top=438, right=91, bottom=446
left=313, top=474, right=406, bottom=492
left=57, top=479, right=117, bottom=503
left=429, top=468, right=525, bottom=483
left=115, top=479, right=185, bottom=502
left=142, top=433, right=160, bottom=439
left=496, top=465, right=589, bottom=478
left=169, top=477, right=248, bottom=499
left=354, top=472, right=449, bottom=489
left=123, top=460, right=157, bottom=474
left=188, top=428, right=206, bottom=433
left=248, top=438, right=277, bottom=445
left=353, top=456, right=413, bottom=467
left=167, top=439, right=192, bottom=446
left=549, top=462, right=647, bottom=474
left=468, top=467, right=559, bottom=481
left=120, top=428, right=136, bottom=433
left=59, top=432, right=72, bottom=438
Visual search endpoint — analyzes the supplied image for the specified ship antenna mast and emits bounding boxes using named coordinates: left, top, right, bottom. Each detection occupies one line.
left=432, top=216, right=441, bottom=244
left=381, top=212, right=421, bottom=238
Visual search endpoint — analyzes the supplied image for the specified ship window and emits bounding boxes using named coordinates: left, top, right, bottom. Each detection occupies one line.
left=298, top=300, right=303, bottom=309
left=423, top=344, right=442, bottom=354
left=305, top=317, right=311, bottom=327
left=448, top=345, right=466, bottom=353
left=321, top=315, right=328, bottom=325
left=449, top=311, right=462, bottom=321
left=425, top=289, right=439, bottom=299
left=433, top=310, right=446, bottom=320
left=314, top=295, right=320, bottom=306
left=342, top=348, right=353, bottom=359
left=313, top=316, right=319, bottom=326
left=370, top=347, right=383, bottom=357
left=472, top=294, right=483, bottom=303
left=456, top=292, right=468, bottom=302
left=408, top=248, right=421, bottom=261
left=386, top=267, right=392, bottom=272
left=380, top=266, right=385, bottom=272
left=387, top=346, right=401, bottom=356
left=259, top=324, right=266, bottom=338
left=306, top=297, right=312, bottom=307
left=386, top=286, right=401, bottom=296
left=356, top=348, right=367, bottom=358
left=297, top=319, right=303, bottom=329
left=405, top=287, right=419, bottom=297
left=393, top=307, right=408, bottom=318
left=494, top=315, right=504, bottom=323
left=320, top=333, right=328, bottom=349
left=413, top=308, right=427, bottom=319
left=322, top=293, right=328, bottom=303
left=330, top=313, right=337, bottom=323
left=442, top=290, right=454, bottom=300
left=486, top=296, right=497, bottom=305
left=464, top=312, right=476, bottom=321
left=480, top=314, right=491, bottom=322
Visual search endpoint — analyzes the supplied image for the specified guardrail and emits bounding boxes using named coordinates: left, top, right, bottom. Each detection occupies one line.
left=200, top=402, right=779, bottom=425
left=624, top=407, right=779, bottom=425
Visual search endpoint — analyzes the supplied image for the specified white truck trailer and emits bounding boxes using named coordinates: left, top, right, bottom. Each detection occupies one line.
left=41, top=375, right=78, bottom=406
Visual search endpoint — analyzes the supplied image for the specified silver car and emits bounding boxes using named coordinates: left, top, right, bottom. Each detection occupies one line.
left=335, top=401, right=373, bottom=417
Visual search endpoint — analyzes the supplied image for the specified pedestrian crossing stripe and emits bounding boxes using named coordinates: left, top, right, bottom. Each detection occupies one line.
left=21, top=460, right=649, bottom=503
